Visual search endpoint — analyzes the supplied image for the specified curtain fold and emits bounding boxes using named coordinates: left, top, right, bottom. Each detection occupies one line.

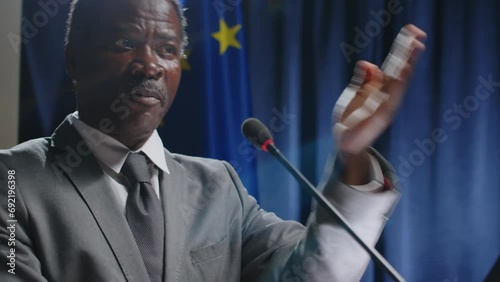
left=246, top=0, right=500, bottom=281
left=19, top=0, right=499, bottom=280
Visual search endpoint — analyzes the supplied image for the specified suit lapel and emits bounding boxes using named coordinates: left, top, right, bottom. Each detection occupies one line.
left=161, top=150, right=189, bottom=282
left=50, top=116, right=150, bottom=282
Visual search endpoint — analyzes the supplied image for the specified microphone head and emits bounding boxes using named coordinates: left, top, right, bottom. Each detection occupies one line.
left=241, top=118, right=274, bottom=151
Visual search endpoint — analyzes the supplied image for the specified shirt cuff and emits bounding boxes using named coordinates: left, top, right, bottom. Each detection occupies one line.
left=307, top=151, right=400, bottom=280
left=317, top=149, right=400, bottom=223
left=348, top=153, right=386, bottom=193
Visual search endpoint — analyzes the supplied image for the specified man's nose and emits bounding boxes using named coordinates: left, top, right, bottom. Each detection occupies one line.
left=128, top=47, right=164, bottom=81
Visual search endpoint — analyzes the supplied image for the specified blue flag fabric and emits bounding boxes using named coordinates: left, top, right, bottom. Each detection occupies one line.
left=168, top=1, right=258, bottom=197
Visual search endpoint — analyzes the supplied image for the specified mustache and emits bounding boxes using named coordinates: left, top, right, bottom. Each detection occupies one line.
left=130, top=80, right=168, bottom=106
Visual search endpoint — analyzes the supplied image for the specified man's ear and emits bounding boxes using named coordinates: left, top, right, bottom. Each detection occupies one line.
left=65, top=46, right=78, bottom=79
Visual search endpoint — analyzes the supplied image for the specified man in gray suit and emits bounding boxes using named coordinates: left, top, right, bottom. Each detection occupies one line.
left=0, top=0, right=426, bottom=281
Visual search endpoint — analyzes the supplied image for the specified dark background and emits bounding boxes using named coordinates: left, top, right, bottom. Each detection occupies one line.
left=17, top=0, right=500, bottom=281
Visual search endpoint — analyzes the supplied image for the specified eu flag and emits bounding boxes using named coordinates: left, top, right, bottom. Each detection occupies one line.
left=163, top=1, right=258, bottom=197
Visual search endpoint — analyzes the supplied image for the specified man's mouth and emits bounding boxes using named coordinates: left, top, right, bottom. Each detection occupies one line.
left=129, top=85, right=166, bottom=107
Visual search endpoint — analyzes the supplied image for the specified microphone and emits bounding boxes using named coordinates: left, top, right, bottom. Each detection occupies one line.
left=241, top=118, right=405, bottom=282
left=241, top=118, right=275, bottom=151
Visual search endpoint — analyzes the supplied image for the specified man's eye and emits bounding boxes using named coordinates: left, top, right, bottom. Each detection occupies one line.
left=159, top=45, right=177, bottom=56
left=115, top=39, right=136, bottom=49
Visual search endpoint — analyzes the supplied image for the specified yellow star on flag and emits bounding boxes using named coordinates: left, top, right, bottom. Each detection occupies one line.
left=181, top=49, right=191, bottom=71
left=211, top=19, right=242, bottom=55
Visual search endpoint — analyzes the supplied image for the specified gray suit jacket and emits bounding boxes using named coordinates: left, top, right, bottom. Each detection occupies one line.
left=0, top=116, right=398, bottom=282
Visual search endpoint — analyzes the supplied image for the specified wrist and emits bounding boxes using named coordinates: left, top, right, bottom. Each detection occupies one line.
left=339, top=150, right=371, bottom=185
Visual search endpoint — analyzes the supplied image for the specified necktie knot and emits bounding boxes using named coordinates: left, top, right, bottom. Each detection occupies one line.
left=121, top=152, right=152, bottom=184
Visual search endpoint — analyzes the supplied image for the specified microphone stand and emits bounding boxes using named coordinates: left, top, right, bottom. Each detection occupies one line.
left=266, top=143, right=406, bottom=282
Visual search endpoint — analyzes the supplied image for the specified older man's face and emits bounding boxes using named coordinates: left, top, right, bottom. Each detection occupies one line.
left=68, top=0, right=182, bottom=148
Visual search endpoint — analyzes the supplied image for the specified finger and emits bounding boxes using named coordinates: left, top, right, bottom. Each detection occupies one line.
left=381, top=25, right=425, bottom=80
left=403, top=24, right=427, bottom=42
left=381, top=39, right=425, bottom=104
left=335, top=90, right=389, bottom=154
left=341, top=83, right=381, bottom=122
left=333, top=61, right=373, bottom=122
left=333, top=85, right=357, bottom=122
left=337, top=107, right=390, bottom=154
left=356, top=61, right=384, bottom=88
left=341, top=63, right=385, bottom=121
left=336, top=86, right=388, bottom=148
left=381, top=38, right=425, bottom=98
left=406, top=39, right=426, bottom=70
left=349, top=61, right=369, bottom=88
left=381, top=64, right=411, bottom=110
left=376, top=70, right=413, bottom=127
left=338, top=80, right=407, bottom=154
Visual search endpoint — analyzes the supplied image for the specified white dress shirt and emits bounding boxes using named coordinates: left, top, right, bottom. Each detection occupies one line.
left=69, top=112, right=169, bottom=215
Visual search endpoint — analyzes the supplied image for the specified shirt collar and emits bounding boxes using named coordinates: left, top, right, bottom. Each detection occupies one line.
left=139, top=129, right=170, bottom=174
left=69, top=112, right=170, bottom=175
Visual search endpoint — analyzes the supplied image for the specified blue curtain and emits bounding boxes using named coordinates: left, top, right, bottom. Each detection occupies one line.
left=19, top=0, right=73, bottom=141
left=245, top=0, right=500, bottom=281
left=19, top=0, right=499, bottom=281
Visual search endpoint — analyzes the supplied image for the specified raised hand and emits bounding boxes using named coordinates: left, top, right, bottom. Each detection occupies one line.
left=333, top=24, right=427, bottom=184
